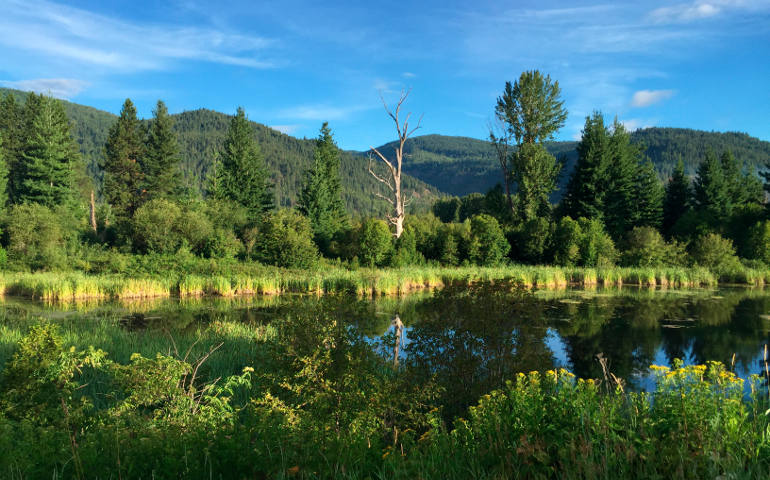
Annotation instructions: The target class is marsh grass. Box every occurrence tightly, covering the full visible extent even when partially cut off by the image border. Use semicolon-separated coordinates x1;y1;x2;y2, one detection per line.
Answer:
0;265;750;302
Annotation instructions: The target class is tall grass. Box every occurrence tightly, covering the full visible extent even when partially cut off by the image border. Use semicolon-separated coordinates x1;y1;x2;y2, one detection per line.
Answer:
0;264;750;302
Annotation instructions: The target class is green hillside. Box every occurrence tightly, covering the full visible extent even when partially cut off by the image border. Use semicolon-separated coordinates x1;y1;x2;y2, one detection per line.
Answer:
0;88;439;216
363;129;770;198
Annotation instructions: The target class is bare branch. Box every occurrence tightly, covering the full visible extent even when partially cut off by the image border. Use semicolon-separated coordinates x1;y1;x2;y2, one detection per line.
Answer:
375;191;396;205
368;156;394;191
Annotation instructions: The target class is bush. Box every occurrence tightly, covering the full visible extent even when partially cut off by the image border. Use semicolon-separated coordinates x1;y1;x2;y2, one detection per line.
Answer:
510;217;552;264
253;209;319;269
468;214;509;266
391;228;424;267
552;216;581;266
745;220;770;264
5;203;69;270
622;226;687;267
578;218;616;267
132;199;183;254
358;219;393;267
690;233;741;272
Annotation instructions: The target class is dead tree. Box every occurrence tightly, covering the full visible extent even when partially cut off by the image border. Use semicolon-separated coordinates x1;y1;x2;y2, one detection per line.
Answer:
368;90;421;238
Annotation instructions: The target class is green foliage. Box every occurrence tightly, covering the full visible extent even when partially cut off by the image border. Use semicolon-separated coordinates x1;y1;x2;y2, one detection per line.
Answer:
297;122;349;254
358;219;394;267
5;203;70;270
552;216;582;266
468;214;510;266
253;209;319;268
495;71;568;145
745;221;770;264
510;217;553;264
131;199;214;255
142;100;182;201
511;142;560;222
432;197;460;223
103;99;144;222
214;107;274;219
663;158;691;237
622;226;687;267
16;95;78;208
391;227;425;267
603;120;640;240
690;233;742;272
632;160;664;229
578;217;617;267
563;112;611;220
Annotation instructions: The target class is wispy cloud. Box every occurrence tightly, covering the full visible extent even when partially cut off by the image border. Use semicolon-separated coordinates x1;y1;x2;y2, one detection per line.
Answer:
271;124;301;135
276;104;371;121
631;89;676;107
0;0;276;71
0;78;88;99
620;118;654;131
648;0;769;24
402;72;417;78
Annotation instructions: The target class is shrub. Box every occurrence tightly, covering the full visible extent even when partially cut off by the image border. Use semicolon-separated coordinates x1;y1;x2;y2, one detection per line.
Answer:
253;209;319;269
132;199;183;254
358;219;393;267
552;216;581;266
468;214;510;266
578;218;616;267
690;233;741;272
6;203;69;270
391;228;424;267
745;220;770;264
622;226;687;267
511;217;552;264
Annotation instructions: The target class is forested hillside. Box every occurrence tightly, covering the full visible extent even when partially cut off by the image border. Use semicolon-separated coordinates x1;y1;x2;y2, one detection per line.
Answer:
363;129;770;198
0;88;438;215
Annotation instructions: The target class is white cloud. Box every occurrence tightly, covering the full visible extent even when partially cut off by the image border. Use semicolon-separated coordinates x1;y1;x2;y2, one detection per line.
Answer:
619;118;655;131
276;104;371;121
0;78;88;98
271;124;301;135
401;72;416;78
648;0;770;24
631;89;676;107
0;0;276;71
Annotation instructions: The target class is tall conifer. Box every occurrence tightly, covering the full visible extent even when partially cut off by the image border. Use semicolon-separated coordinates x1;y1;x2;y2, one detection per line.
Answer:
298;122;349;253
214;107;273;218
142;100;181;201
662;158;690;236
603;120;638;240
16;95;77;208
562;112;610;220
693;149;728;221
632;160;664;229
103;99;144;220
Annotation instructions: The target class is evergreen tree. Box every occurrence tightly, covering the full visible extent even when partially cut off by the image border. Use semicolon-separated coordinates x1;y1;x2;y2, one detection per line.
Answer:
142;100;182;202
720;150;763;208
103;99;144;220
297;122;349;253
693;149;729;221
16;95;77;208
563;112;610;220
603;120;638;240
214;107;273;219
0;94;22;203
662;158;690;236
632;160;664;229
0;132;8;210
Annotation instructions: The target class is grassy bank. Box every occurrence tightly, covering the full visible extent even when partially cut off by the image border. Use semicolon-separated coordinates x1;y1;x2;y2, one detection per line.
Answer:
0;264;755;301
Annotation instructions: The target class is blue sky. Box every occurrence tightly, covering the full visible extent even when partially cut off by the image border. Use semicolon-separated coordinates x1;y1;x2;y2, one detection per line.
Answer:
0;0;768;150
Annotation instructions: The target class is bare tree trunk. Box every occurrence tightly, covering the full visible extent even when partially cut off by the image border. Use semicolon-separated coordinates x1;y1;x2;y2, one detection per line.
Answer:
89;190;97;232
392;315;404;367
369;90;421;239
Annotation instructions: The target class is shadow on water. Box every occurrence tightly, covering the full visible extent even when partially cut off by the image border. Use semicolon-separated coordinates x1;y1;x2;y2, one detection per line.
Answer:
1;284;769;420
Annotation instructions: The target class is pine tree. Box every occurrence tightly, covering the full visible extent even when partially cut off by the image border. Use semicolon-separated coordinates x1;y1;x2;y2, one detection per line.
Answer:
563;112;610;220
632;160;664;229
0;94;22;203
298;122;349;253
720;150;762;208
603;120;638;240
142;100;181;202
103;99;144;220
16;95;77;208
0;132;8;210
662;158;690;236
215;107;273;218
693;149;728;221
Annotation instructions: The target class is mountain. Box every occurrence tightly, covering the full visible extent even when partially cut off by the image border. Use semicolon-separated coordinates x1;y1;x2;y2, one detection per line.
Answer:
0;88;439;216
363;129;770;198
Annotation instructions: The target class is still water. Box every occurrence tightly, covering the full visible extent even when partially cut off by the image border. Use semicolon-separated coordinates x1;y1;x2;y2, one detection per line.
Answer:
1;283;769;418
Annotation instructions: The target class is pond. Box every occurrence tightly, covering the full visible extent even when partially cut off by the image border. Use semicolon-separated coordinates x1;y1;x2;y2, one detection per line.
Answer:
1;282;769;421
